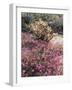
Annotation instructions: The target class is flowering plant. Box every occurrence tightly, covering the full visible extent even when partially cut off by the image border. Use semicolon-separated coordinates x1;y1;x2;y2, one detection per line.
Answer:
21;32;63;77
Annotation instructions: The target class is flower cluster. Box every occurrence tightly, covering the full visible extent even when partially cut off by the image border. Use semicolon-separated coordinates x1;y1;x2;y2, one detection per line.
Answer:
29;18;53;41
21;32;63;77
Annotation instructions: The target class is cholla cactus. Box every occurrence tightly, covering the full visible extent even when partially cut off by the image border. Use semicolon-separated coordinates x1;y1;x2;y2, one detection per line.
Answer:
29;18;53;41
